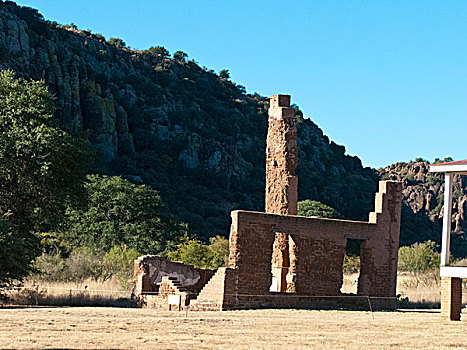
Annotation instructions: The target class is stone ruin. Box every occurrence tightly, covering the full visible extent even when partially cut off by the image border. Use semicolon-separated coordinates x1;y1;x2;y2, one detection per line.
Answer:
133;94;402;311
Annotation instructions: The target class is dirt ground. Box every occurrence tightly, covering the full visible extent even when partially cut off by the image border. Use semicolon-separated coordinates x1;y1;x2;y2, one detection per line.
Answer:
0;307;466;349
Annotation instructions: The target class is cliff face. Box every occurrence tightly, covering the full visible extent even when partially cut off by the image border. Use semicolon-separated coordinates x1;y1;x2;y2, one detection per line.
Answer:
380;161;467;255
3;2;466;256
0;2;381;239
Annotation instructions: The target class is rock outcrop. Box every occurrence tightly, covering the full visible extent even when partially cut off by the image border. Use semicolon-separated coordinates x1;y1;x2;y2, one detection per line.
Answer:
380;161;467;255
2;2;466;256
0;2;380;239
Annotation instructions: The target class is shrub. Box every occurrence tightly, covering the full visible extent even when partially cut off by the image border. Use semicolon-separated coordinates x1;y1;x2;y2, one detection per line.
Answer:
205;236;229;268
297;200;341;219
65;247;105;284
167;235;229;269
31;245;140;289
33;253;67;282
219;69;230;80
343;254;360;273
108;37;126;48
398;241;440;273
173;51;188;62
143;46;170;58
103;245;140;289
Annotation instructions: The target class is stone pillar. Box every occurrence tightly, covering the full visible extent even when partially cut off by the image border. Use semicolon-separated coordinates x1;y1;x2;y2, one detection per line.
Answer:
265;94;298;215
266;94;298;292
441;276;462;321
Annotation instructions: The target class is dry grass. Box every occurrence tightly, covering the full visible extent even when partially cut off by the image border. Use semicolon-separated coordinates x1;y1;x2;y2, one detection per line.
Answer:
1;274;466;349
342;272;467;307
0;307;466;349
4;273;466;309
3;279;131;307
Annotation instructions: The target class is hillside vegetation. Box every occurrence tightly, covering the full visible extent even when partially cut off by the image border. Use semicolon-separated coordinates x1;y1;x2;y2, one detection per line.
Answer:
1;1;467;258
0;1;377;239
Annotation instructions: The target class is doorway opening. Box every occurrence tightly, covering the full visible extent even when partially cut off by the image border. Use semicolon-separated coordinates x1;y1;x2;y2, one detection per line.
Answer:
340;238;363;294
270;232;295;292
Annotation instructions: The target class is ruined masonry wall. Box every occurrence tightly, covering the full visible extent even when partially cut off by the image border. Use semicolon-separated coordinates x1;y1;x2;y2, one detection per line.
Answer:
225;180;401;306
133;93;402;311
133;255;215;296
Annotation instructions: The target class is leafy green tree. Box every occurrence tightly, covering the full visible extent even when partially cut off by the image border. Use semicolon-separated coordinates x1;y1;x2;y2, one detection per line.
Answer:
206;235;229;268
167;235;229;269
297;200;341;219
144;46;170;58
60;175;186;254
0;70;91;285
167;237;208;268
219;69;230;80
103;245;140;288
0;213;36;283
108;37;126;48
173;51;188;62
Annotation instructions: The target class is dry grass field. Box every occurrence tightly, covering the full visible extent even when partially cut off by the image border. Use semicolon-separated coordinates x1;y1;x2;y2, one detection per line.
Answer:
10;271;465;308
1;273;466;349
0;307;466;349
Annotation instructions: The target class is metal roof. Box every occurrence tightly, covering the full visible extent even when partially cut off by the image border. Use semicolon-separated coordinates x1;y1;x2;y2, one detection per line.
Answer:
429;159;467;174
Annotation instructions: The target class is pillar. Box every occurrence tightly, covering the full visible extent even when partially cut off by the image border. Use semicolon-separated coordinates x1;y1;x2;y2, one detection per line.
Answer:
441;173;453;266
441;277;462;321
266;94;298;292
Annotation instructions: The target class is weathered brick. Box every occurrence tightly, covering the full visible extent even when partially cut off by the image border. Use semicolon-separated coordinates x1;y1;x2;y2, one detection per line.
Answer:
133;94;402;311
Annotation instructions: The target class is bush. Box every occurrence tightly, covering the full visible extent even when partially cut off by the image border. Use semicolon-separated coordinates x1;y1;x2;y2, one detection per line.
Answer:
297;200;341;219
143;46;170;58
343;254;360;273
103;245;140;289
219;69;230;80
108;37;126;48
173;51;188;62
31;245;140;289
65;247;105;284
33;253;67;282
398;241;440;273
167;235;229;269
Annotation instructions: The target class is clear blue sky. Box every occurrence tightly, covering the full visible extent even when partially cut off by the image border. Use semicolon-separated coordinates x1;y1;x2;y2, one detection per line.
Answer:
16;0;467;168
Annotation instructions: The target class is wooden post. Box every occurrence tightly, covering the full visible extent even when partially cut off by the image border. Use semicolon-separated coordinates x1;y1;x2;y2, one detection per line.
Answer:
441;173;453;266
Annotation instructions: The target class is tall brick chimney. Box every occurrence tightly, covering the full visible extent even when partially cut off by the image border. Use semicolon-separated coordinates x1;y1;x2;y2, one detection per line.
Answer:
265;94;298;215
266;94;298;292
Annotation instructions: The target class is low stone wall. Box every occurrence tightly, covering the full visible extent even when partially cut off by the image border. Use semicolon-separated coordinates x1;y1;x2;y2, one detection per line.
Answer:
133;256;215;309
221;294;395;311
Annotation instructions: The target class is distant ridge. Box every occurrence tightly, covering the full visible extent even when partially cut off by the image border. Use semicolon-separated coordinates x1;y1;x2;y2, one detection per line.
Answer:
1;1;466;255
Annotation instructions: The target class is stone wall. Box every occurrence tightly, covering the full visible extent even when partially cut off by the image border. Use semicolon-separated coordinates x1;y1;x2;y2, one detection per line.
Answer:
210;179;401;310
133;255;215;309
134;94;402;312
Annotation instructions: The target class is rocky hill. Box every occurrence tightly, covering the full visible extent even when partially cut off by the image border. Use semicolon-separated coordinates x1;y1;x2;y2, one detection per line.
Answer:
380;160;467;256
1;1;466;256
